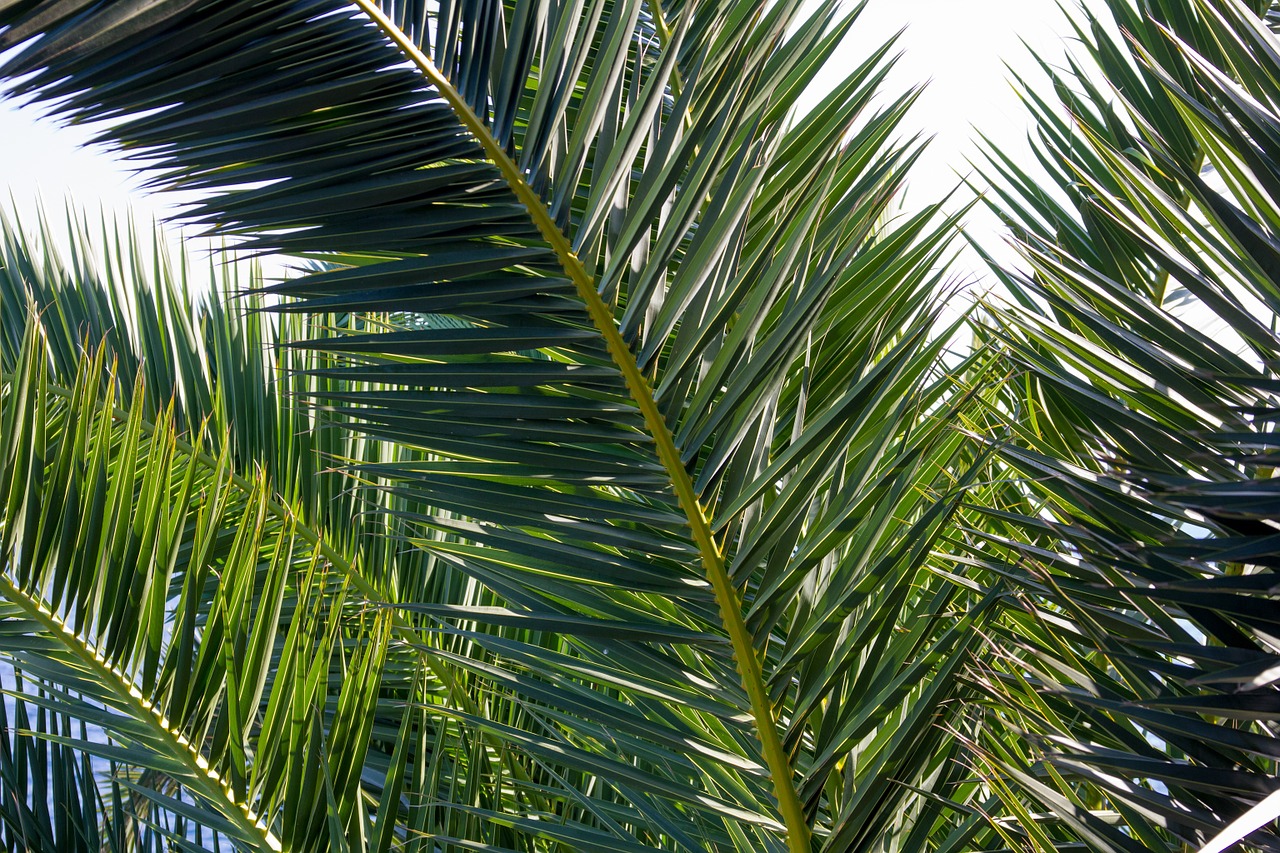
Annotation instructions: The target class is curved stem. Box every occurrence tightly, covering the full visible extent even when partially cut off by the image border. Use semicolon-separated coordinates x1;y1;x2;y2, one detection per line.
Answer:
355;4;811;849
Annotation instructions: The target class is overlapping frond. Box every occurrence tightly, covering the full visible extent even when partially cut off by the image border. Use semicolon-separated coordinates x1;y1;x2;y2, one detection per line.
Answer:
0;206;586;851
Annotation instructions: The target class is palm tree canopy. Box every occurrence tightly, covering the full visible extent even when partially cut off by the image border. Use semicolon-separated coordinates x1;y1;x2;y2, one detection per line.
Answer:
3;0;1280;851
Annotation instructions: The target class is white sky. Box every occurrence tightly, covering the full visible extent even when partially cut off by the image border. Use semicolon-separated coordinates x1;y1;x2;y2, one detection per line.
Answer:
0;0;1095;266
833;0;1078;203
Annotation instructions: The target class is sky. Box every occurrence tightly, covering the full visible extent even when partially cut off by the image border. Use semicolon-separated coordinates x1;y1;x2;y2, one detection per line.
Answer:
832;0;1079;208
0;0;1097;269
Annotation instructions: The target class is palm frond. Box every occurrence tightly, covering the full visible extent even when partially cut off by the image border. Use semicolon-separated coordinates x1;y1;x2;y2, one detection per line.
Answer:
0;318;405;851
973;0;1280;848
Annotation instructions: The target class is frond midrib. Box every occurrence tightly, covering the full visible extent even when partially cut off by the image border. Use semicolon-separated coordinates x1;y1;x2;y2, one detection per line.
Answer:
0;573;282;851
352;3;810;848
